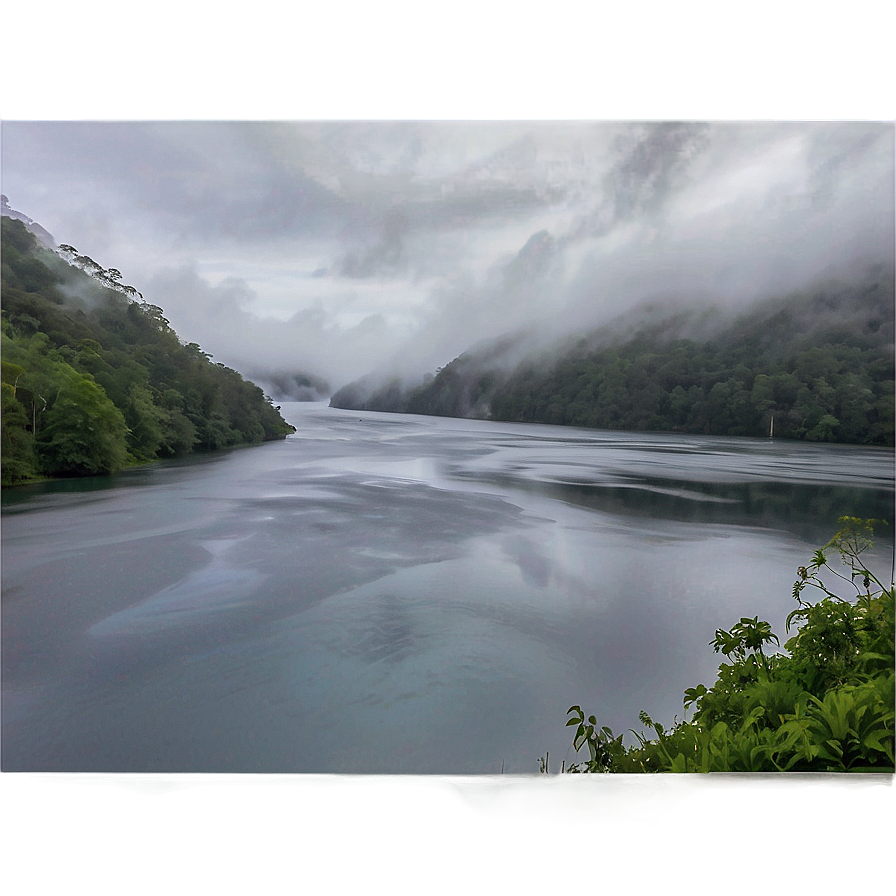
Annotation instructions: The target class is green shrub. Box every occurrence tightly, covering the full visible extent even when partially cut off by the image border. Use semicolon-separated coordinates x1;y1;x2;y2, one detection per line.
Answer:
556;518;894;773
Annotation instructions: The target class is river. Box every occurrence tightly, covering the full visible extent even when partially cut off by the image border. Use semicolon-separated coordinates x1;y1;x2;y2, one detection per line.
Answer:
2;402;893;773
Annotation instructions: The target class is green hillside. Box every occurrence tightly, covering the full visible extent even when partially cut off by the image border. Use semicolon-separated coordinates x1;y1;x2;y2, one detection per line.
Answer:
1;217;294;486
332;271;895;446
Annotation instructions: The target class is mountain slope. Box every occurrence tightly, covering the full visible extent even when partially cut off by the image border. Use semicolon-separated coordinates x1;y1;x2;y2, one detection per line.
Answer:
1;216;295;485
331;269;895;446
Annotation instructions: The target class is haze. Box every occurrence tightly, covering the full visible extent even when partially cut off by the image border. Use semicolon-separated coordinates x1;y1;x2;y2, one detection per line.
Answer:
2;121;893;393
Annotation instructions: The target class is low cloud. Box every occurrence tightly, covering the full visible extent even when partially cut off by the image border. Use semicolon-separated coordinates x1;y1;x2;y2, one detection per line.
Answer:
338;206;409;279
3;121;892;393
142;265;408;389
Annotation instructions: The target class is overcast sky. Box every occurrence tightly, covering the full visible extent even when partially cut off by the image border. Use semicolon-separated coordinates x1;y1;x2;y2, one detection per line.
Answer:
2;120;893;391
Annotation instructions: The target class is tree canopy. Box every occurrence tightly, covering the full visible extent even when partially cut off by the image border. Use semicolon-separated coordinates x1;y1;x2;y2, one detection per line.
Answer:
332;273;894;446
1;217;294;485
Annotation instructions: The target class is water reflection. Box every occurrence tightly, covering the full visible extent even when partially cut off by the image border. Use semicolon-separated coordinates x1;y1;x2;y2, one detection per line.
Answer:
477;475;894;546
2;404;893;773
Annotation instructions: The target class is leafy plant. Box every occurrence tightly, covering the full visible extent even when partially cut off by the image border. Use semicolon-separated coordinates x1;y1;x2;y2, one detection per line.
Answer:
552;518;894;773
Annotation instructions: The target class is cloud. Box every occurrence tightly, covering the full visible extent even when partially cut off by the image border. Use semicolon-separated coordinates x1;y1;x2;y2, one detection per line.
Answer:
603;122;712;224
504;230;557;283
338;205;409;278
2;121;892;392
141;264;410;389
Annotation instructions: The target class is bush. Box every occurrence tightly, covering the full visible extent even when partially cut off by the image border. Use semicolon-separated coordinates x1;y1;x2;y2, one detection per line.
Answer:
555;518;894;773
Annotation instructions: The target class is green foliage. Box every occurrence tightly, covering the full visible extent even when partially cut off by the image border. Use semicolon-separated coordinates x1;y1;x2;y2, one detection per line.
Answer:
1;380;36;484
36;371;130;475
335;276;894;446
491;323;894;443
122;383;167;461
554;518;895;773
1;217;295;484
711;616;779;668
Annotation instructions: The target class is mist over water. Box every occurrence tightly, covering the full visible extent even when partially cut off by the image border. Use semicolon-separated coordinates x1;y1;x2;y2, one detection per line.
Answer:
2;404;893;773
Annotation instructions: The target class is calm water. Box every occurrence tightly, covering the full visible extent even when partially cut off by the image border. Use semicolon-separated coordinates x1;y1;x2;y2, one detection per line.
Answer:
2;403;893;773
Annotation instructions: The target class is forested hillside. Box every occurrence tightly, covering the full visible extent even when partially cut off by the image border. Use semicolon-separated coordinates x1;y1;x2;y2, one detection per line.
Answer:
1;217;294;485
331;271;895;446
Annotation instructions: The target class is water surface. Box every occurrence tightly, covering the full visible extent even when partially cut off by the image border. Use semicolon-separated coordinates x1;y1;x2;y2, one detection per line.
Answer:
2;403;892;772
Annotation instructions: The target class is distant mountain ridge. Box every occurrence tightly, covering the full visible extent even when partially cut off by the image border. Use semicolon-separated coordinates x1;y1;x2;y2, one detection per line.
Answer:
331;268;895;446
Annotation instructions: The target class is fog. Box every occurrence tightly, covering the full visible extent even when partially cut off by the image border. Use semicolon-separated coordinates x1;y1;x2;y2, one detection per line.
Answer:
2;121;893;393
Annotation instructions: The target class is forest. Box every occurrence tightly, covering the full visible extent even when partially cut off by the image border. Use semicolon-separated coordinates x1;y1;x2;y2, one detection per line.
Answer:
332;270;895;446
1;217;294;486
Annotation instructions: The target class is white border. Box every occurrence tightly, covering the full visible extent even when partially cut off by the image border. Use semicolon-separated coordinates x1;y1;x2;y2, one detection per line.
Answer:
2;2;895;120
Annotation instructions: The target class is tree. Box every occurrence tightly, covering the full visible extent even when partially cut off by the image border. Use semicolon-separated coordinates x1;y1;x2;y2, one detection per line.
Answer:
36;371;129;475
1;381;36;483
1;359;26;395
74;255;103;275
806;413;840;442
122;383;166;460
138;302;171;332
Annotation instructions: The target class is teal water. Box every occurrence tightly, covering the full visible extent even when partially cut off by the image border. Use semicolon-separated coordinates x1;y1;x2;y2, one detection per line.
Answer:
2;404;892;772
